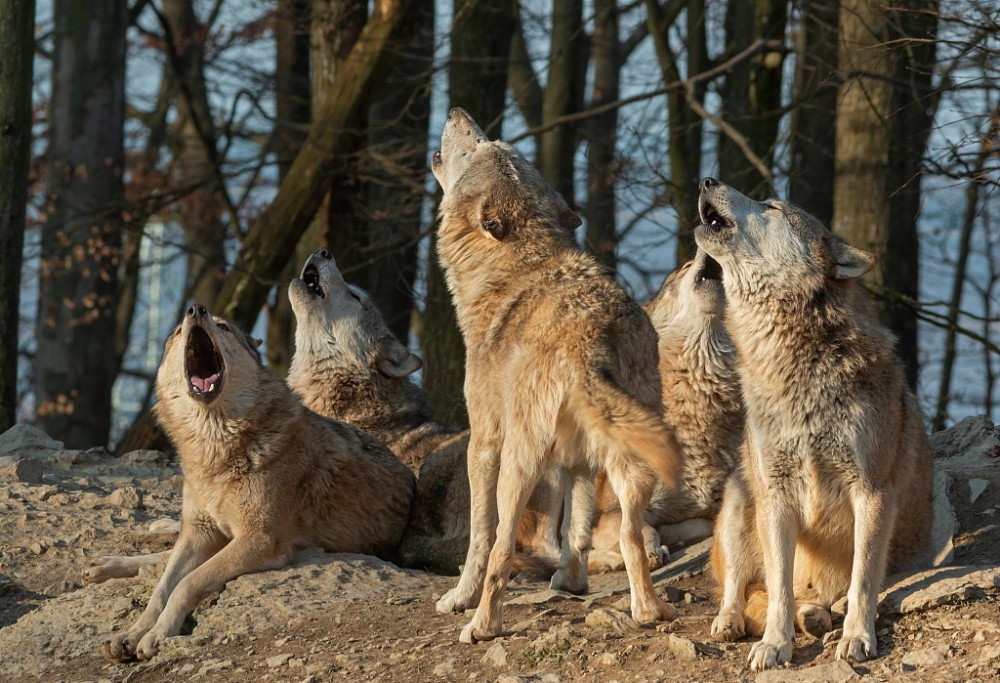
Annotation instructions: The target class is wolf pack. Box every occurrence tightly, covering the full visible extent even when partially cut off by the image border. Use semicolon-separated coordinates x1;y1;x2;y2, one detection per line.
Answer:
89;108;936;673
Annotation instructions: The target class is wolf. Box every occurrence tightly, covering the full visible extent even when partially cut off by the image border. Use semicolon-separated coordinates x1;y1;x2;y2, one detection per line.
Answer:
285;247;563;574
431;107;682;643
588;248;743;571
695;177;933;671
103;305;415;662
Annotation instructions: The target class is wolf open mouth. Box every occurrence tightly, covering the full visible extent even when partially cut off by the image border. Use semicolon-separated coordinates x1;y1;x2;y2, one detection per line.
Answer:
699;196;734;233
302;263;325;299
185;326;224;402
695;254;723;286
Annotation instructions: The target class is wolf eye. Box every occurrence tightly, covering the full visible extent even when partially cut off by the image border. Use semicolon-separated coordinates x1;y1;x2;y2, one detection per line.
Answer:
763;203;782;212
217;322;230;332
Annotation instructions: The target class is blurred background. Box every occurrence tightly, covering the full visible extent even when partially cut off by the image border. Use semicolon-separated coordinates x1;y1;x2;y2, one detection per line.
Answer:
0;0;997;452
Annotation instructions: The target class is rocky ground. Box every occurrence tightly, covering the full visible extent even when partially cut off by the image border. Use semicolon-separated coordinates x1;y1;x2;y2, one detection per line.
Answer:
0;417;997;683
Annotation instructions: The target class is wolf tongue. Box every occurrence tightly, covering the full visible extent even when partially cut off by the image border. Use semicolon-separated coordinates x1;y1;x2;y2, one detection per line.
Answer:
191;373;220;392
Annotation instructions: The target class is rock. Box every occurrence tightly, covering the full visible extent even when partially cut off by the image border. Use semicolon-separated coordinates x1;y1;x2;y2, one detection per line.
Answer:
902;644;952;667
199;659;233;675
585;608;637;633
662;585;685;602
266;653;293;668
980;645;1000;662
666;634;698;661
539;674;562;683
596;652;619;667
481;641;508;667
970;478;990;504
880;565;1000;615
0;425;63;456
108;486;143;509
506;588;584;606
498;676;534;683
1;457;43;485
927;470;956;567
931;415;998;461
432;657;455;677
30;542;47;555
121;449;166;466
755;660;858;682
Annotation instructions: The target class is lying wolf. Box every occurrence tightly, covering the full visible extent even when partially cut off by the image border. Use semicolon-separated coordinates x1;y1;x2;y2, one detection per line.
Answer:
432;107;682;643
286;248;563;575
695;178;933;671
103;305;414;662
589;248;743;571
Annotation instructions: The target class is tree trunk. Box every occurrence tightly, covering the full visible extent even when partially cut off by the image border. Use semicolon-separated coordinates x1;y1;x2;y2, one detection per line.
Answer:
36;0;127;448
787;0;839;225
538;0;585;204
211;0;422;332
0;0;35;431
421;0;514;426
362;0;434;342
584;0;620;269
717;0;786;198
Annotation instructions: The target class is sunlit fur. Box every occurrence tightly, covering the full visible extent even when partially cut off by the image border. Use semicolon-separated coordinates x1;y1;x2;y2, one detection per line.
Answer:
286;249;563;575
103;309;414;663
590;248;744;571
695;179;933;672
431;108;683;644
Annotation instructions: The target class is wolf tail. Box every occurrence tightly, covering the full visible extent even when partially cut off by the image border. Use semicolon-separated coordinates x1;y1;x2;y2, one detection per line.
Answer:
577;375;683;490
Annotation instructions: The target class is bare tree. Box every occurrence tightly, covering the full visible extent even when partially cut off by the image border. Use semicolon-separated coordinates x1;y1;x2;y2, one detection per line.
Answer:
36;0;127;447
0;0;35;431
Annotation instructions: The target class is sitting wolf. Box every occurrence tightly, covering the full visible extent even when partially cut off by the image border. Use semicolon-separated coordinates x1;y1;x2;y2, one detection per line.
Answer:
103;306;414;662
696;177;933;671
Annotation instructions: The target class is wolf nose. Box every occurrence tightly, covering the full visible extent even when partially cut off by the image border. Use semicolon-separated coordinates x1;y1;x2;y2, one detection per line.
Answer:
317;248;332;260
187;304;207;319
700;177;719;192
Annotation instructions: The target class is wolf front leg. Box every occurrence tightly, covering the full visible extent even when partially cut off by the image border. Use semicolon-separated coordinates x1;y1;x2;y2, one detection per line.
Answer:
550;464;594;594
748;477;797;672
711;472;758;642
104;523;226;662
837;486;894;663
133;533;291;660
436;429;500;615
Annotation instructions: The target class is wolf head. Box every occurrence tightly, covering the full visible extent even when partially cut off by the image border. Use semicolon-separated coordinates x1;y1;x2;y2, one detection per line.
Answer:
287;248;421;380
431;107;581;261
693;177;876;299
156;304;263;410
647;247;726;324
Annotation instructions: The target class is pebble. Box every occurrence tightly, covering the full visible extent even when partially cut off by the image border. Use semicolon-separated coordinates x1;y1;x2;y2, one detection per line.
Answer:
266;653;293;668
109;486;143;510
481;641;507;667
585;608;637;633
902;644;953;667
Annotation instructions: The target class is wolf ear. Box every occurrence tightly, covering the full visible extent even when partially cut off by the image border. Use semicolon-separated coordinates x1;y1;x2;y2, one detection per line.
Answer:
554;193;582;232
252;338;263;349
828;239;877;280
478;198;510;241
377;338;423;378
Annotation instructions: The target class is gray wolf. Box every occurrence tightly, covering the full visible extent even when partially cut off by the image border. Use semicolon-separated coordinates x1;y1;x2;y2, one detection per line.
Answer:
431;107;682;643
589;248;743;571
286;247;563;574
103;305;415;661
695;177;933;671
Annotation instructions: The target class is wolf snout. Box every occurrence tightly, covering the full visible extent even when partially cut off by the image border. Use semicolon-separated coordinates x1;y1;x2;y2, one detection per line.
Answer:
700;177;720;193
187;304;208;320
315;247;332;261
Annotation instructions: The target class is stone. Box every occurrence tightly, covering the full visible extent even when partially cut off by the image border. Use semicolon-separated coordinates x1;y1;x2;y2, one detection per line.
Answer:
902;644;952;666
970;478;990;504
506;588;582;606
199;659;233;675
930;415;998;461
121;449;166;466
927;470;956;567
266;653;293;668
880;565;1000;615
481;641;508;667
980;646;1000;662
585;608;637;633
596;652;619;667
497;676;534;683
666;634;698;661
755;660;858;682
43;580;81;596
1;457;43;485
0;425;63;456
432;657;456;677
109;486;143;510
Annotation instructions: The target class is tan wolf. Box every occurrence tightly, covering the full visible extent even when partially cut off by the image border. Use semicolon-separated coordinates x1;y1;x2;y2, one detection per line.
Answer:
103;305;415;662
695;178;933;671
431;107;682;643
286;248;563;574
589;247;743;571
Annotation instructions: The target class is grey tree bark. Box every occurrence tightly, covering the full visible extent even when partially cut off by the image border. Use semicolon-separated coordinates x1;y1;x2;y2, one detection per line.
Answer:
0;0;35;431
36;0;127;447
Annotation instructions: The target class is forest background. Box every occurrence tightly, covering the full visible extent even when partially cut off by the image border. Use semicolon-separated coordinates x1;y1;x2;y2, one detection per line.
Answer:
0;0;998;452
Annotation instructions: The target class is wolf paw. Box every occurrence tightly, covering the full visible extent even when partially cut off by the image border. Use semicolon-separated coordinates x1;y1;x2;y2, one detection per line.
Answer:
459;618;499;644
836;634;875;663
647;544;668;570
711;612;745;642
103;634;137;662
550;568;588;595
136;631;162;661
796;603;832;639
83;557;127;585
748;637;793;671
632;596;675;624
436;586;478;614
